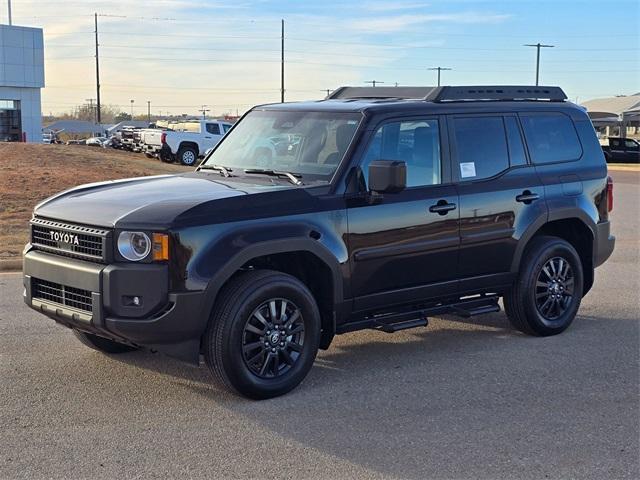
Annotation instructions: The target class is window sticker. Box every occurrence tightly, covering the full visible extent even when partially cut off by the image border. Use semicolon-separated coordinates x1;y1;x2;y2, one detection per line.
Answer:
460;162;476;178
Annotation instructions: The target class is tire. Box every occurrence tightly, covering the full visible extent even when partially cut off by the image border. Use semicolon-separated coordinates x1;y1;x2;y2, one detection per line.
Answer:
504;236;583;336
73;330;138;354
177;146;198;166
204;270;321;400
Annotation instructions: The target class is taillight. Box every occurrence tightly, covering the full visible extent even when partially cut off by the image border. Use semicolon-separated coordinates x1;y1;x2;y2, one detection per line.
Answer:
161;132;166;144
607;176;614;212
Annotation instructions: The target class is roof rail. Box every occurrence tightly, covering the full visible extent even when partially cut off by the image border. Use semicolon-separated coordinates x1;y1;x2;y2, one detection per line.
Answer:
425;85;567;102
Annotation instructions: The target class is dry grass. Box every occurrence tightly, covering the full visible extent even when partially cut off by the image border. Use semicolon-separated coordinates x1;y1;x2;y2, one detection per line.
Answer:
0;144;189;258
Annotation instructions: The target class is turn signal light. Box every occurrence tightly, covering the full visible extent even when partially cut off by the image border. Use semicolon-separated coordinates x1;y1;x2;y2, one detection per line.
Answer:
152;233;169;261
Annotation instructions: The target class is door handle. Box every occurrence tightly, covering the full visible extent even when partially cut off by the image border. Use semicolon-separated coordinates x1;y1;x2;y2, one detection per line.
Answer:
516;191;540;204
429;200;457;215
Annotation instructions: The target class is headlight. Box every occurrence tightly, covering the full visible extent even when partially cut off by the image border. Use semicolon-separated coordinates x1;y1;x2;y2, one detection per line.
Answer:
118;231;151;261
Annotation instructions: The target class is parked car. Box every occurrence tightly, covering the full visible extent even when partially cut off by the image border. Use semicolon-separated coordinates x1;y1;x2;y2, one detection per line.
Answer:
22;85;615;399
119;126;141;151
42;130;63;144
140;127;172;158
86;136;107;147
159;119;232;165
601;137;640;163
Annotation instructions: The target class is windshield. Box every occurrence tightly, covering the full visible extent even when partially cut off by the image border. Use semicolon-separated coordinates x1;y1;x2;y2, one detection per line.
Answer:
202;110;362;183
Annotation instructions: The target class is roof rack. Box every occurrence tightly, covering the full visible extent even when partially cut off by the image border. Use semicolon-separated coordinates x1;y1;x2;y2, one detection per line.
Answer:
424;85;567;102
327;86;436;100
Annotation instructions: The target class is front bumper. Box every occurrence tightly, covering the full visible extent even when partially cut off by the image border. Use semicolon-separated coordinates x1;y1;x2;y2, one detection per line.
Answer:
594;220;615;268
23;250;207;363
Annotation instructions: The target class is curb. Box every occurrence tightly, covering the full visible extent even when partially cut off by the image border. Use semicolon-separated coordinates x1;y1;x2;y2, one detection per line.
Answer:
608;164;640;172
0;258;22;272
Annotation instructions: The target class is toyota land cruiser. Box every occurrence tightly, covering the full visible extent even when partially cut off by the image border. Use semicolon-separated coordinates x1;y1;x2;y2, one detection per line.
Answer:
23;85;615;399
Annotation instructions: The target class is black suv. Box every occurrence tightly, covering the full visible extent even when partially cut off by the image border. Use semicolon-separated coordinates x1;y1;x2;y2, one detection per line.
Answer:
23;85;615;399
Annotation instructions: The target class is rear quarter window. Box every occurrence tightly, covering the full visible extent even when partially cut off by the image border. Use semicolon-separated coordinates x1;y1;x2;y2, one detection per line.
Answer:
520;113;582;164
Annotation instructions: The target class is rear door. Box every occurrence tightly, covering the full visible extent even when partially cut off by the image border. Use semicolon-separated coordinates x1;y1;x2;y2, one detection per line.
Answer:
449;113;547;291
346;116;460;312
204;122;224;151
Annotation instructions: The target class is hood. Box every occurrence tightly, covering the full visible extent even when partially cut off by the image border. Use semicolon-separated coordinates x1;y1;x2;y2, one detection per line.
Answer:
34;173;289;228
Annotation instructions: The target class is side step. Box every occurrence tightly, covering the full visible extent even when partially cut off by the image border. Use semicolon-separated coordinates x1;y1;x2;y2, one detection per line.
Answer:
371;311;429;333
451;302;500;318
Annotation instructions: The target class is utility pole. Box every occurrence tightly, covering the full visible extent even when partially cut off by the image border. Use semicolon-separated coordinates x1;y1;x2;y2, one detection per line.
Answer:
281;19;285;103
7;0;12;25
85;98;96;123
147;101;151;123
524;43;554;86
428;67;452;87
94;13;102;124
200;105;210;119
130;99;134;119
365;80;384;87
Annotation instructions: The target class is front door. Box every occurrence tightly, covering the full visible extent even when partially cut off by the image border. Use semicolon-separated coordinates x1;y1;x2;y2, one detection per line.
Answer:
448;113;547;291
346;116;460;313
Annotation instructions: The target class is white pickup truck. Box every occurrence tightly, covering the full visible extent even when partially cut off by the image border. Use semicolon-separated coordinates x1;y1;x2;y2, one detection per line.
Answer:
159;119;233;165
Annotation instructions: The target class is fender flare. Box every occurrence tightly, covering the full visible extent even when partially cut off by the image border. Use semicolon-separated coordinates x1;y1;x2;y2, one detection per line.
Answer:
510;208;596;273
198;237;345;323
177;141;200;156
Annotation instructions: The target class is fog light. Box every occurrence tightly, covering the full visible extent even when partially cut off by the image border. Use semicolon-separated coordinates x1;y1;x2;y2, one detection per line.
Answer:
123;295;143;307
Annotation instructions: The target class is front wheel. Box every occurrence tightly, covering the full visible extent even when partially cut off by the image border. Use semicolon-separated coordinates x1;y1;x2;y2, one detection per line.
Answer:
204;270;321;399
504;236;583;336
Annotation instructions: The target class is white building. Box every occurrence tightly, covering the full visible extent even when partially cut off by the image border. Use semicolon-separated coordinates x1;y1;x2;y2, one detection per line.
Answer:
0;24;44;142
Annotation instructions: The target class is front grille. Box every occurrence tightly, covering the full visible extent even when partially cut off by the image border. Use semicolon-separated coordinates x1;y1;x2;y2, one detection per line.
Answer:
32;278;93;313
31;217;110;262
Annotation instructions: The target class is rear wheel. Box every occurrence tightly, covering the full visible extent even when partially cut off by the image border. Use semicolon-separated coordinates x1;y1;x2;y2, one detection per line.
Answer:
504;236;583;336
204;270;321;399
73;330;138;354
177;146;198;166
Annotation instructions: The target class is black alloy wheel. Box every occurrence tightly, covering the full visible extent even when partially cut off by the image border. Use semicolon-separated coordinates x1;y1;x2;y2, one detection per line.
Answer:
534;256;575;320
241;298;305;378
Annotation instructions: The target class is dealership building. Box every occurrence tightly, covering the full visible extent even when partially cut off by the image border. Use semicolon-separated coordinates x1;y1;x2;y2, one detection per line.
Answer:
0;24;44;142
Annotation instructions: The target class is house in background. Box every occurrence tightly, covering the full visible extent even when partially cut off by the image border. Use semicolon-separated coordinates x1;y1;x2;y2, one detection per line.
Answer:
0;24;44;142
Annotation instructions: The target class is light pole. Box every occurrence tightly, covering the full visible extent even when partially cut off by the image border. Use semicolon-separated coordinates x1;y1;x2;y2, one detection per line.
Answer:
428;67;452;87
7;0;12;25
524;43;555;86
130;100;134;119
365;80;384;87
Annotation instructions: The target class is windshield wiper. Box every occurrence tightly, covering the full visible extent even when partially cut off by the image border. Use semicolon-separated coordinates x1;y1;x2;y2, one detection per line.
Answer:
198;164;233;177
243;169;304;186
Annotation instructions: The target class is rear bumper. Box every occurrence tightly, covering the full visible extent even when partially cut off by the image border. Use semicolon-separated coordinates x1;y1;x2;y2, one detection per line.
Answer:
594;220;615;268
23;250;207;363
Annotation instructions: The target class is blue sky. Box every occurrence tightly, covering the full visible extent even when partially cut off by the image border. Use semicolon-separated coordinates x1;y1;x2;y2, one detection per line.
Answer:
7;0;640;116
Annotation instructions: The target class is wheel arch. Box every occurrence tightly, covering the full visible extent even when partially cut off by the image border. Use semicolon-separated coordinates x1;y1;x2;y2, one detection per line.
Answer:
512;214;596;296
200;238;344;350
178;141;200;156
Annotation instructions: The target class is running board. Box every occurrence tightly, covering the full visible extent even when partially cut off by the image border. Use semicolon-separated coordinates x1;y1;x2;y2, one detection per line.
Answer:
372;315;429;333
337;294;501;334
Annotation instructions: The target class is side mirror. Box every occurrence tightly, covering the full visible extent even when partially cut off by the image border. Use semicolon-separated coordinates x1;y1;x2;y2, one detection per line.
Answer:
368;160;406;194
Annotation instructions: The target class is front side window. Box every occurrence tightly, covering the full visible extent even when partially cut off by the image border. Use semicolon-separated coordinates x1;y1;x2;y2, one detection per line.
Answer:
520;113;582;164
203;110;362;183
624;139;639;151
361;119;441;187
453;116;509;180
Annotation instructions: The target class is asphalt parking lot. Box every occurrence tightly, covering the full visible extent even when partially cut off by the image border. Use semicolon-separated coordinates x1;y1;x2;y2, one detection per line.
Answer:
1;170;638;480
